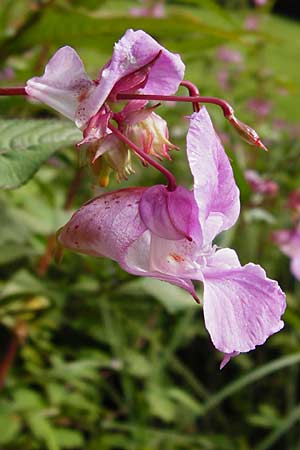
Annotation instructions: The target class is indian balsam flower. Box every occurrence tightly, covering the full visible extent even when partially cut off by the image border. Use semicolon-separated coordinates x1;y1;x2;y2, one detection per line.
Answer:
25;29;185;184
58;107;286;368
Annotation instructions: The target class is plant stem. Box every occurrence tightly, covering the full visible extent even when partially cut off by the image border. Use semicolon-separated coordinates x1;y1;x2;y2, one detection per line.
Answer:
0;87;27;96
180;80;200;112
116;93;234;118
108;123;177;191
0;322;27;390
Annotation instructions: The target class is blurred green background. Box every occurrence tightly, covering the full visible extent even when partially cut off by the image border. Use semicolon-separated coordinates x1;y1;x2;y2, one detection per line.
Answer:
1;1;300;449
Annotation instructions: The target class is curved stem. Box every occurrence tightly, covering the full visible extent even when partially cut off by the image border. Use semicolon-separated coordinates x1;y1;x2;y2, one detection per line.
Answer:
180;80;200;112
116;93;234;118
108;123;177;191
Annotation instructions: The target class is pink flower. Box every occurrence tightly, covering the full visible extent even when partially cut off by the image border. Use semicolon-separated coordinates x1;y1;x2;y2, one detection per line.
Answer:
273;228;300;281
130;0;165;17
247;98;271;118
216;46;243;65
288;190;300;213
25;29;185;130
255;0;268;6
58;108;286;367
245;170;278;197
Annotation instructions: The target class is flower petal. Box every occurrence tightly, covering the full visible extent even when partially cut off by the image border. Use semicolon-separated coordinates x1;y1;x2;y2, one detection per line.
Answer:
187;107;240;242
291;256;300;280
139;185;202;242
58;187;147;261
124;231;199;301
26;46;92;122
202;263;286;355
78;29;185;127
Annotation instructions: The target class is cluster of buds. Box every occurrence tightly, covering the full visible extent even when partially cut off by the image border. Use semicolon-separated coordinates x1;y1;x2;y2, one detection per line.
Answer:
1;29;286;368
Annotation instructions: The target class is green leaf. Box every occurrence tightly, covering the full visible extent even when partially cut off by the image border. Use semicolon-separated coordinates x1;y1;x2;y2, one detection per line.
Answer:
201;353;300;415
0;120;81;189
53;429;84;449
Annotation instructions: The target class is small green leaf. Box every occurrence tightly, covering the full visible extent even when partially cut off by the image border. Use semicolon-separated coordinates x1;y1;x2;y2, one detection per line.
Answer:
0;120;81;189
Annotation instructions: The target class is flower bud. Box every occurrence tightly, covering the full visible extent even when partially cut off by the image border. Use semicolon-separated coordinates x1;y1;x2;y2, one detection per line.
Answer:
228;115;268;151
124;109;178;160
89;134;134;186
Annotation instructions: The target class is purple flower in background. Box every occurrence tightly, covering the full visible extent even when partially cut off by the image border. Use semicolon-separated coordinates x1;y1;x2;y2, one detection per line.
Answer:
273;228;300;281
247;98;271;118
25;29;184;130
58;107;286;367
216;46;243;65
244;15;260;31
130;0;165;17
245;170;278;197
255;0;268;6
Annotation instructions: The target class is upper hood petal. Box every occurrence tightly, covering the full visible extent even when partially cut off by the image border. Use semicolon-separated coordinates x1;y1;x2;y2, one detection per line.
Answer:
58;187;147;261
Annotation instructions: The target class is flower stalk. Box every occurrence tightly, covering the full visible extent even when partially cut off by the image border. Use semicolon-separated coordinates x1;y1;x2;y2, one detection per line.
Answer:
108;123;177;191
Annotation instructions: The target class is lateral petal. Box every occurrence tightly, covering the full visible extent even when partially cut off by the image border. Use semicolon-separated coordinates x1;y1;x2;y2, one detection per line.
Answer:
187;107;240;242
26;46;93;122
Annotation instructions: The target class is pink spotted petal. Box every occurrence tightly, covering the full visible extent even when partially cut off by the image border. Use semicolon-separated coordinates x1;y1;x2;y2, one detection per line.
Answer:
187;108;240;242
26;46;93;122
58;188;147;261
139;185;202;242
78;29;185;127
202;263;286;355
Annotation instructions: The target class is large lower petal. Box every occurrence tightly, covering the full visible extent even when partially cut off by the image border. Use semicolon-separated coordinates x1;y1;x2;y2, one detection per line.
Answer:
78;29;185;127
187;107;240;242
26;46;93;122
202;263;286;355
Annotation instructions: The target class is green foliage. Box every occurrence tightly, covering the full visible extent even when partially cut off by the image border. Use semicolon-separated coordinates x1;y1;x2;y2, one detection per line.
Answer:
0;1;300;450
0;120;80;189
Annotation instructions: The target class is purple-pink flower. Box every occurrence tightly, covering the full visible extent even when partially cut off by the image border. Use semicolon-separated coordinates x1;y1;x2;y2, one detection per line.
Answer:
58;107;286;367
273;228;300;281
25;29;184;130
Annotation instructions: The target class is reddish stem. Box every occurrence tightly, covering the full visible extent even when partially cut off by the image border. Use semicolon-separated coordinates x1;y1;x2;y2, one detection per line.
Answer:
0;87;27;96
0;322;27;390
180;80;200;112
116;93;234;118
108;123;177;191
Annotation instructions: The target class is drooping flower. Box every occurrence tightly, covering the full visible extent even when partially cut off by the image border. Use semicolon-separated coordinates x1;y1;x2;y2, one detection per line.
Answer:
58;107;286;367
25;29;185;131
273;228;300;281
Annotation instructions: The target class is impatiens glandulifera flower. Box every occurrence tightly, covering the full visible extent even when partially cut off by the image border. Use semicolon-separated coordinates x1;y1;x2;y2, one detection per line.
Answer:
273;228;300;281
25;29;185;131
58;107;286;368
